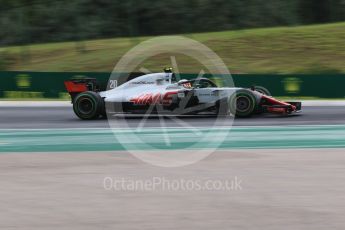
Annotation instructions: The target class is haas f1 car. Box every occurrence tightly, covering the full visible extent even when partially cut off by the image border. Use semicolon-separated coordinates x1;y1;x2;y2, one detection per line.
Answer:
64;70;302;120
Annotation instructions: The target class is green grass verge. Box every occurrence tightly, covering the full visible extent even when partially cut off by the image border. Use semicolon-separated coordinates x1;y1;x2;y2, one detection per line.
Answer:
1;22;344;73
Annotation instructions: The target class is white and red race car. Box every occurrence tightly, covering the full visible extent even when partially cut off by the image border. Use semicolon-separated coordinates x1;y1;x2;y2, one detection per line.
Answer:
65;70;301;120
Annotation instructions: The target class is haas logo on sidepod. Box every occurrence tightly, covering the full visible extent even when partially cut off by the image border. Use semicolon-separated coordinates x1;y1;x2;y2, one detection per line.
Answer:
130;92;177;106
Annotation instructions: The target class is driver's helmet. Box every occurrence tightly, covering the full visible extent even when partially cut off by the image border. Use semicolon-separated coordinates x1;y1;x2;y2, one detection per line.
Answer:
164;67;177;82
164;67;173;73
178;79;192;88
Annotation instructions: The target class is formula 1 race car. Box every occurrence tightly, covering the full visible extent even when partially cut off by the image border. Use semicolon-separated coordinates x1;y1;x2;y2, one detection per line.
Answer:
64;70;302;120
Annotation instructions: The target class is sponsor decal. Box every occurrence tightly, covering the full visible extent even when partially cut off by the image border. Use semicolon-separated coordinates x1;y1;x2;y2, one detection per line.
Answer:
182;82;192;88
130;91;177;105
177;92;185;98
267;107;287;113
131;81;155;85
198;92;218;96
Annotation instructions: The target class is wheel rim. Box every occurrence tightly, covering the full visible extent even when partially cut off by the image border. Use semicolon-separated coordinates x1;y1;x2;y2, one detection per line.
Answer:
78;97;94;115
236;96;251;112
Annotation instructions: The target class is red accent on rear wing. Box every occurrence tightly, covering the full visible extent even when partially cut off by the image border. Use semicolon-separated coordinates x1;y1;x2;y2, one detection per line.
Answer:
64;78;99;102
64;81;88;93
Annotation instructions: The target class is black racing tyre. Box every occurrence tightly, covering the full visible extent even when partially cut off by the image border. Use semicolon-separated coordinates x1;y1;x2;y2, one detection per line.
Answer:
99;99;107;118
73;91;103;120
255;86;271;96
100;108;107;118
229;89;257;117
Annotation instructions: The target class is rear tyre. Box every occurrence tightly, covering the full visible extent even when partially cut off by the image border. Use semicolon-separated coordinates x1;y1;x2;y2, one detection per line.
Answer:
255;86;271;96
73;91;103;120
229;89;257;117
99;100;107;118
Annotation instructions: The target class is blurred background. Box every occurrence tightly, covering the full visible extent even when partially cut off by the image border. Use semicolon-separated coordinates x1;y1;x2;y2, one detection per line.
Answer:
0;0;344;73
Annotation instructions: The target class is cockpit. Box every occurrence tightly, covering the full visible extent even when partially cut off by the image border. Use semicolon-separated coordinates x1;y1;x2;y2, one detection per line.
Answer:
163;67;217;88
177;78;217;88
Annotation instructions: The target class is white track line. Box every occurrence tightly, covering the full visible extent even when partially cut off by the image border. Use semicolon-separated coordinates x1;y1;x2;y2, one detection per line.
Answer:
0;101;71;107
300;100;345;106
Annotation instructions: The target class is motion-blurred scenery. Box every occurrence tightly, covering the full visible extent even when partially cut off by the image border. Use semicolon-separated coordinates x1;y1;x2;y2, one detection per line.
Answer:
0;0;344;73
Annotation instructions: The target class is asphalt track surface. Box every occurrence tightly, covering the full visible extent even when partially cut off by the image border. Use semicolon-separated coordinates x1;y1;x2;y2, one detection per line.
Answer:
2;149;345;230
0;106;344;129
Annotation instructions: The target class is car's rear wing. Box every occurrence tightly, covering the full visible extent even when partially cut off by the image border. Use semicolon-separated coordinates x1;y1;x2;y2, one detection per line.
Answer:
64;78;100;102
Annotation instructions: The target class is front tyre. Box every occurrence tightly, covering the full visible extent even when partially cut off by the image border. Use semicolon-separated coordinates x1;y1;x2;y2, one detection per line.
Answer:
73;91;103;120
254;86;271;96
229;89;257;117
